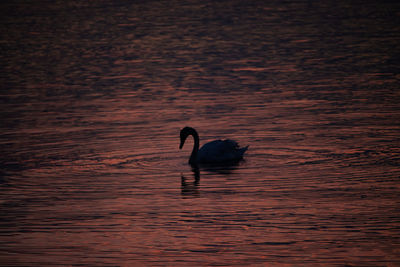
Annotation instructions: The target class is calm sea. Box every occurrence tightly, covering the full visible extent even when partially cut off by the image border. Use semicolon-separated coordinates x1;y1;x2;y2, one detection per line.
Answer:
1;0;399;265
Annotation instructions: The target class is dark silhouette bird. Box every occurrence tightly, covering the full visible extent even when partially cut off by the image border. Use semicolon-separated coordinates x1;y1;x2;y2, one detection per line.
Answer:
179;127;248;166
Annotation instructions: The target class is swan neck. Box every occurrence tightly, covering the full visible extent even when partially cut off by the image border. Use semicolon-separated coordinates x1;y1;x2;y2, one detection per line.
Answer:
189;131;200;165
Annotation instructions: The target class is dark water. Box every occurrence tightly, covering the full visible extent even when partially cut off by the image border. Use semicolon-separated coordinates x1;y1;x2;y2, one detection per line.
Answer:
1;0;400;265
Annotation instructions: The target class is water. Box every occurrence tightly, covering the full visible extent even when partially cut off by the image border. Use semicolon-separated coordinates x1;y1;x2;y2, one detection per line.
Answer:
1;0;399;265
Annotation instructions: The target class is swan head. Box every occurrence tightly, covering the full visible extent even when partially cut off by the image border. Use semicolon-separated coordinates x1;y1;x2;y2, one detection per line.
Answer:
179;127;192;149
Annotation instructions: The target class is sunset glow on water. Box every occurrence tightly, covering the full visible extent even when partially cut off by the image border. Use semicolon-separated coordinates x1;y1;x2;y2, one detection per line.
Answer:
1;0;399;265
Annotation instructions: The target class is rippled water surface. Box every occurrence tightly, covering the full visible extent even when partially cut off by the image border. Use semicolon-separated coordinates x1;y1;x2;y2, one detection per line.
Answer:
1;0;400;265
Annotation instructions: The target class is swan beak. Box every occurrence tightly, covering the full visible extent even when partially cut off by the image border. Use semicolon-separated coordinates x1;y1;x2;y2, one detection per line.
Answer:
179;140;184;149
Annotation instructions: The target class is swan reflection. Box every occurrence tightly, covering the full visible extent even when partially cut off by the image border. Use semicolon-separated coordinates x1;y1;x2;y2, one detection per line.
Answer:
181;166;200;197
180;161;243;198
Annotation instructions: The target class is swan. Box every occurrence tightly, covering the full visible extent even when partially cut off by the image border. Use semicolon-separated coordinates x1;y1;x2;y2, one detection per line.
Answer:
179;126;248;165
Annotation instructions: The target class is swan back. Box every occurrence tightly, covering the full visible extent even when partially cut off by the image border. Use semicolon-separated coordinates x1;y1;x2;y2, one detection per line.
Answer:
198;139;248;163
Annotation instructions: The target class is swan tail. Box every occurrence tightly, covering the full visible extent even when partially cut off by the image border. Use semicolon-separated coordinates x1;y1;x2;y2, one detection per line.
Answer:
238;145;249;158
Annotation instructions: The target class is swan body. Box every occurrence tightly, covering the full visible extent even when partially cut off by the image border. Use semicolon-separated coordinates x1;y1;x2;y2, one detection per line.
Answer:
179;127;248;165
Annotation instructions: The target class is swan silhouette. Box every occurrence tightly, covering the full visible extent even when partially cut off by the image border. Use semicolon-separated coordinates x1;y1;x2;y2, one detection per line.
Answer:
179;127;248;165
